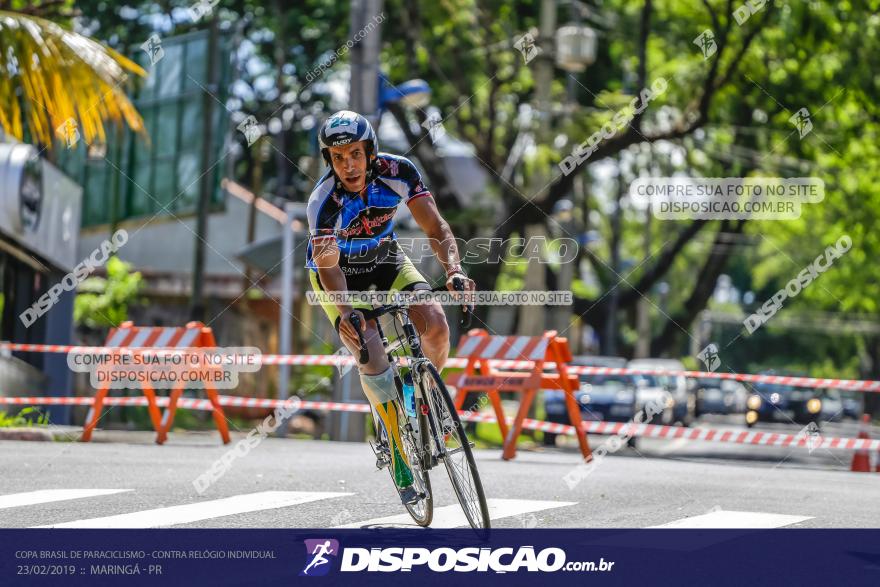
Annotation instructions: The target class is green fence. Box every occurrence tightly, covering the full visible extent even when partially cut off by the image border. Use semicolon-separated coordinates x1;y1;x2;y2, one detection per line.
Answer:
58;29;232;228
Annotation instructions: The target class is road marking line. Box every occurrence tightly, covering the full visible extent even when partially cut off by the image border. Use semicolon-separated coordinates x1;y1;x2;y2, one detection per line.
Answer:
35;491;351;529
649;510;813;529
333;498;576;529
0;489;132;510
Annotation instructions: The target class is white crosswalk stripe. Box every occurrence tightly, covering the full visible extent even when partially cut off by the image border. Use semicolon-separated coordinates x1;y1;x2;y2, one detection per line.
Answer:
649;510;812;529
0;489;132;510
11;489;811;530
34;491;351;529
332;498;577;529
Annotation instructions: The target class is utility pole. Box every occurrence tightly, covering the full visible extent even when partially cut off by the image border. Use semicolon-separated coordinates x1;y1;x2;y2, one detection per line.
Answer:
349;0;383;123
328;0;385;442
604;157;624;356
519;0;557;336
635;145;653;358
190;15;219;322
276;202;296;437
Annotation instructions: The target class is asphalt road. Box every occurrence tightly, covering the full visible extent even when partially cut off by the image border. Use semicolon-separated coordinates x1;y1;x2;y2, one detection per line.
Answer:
1;415;877;529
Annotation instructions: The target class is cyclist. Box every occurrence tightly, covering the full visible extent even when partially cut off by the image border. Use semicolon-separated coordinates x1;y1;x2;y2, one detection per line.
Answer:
306;110;474;505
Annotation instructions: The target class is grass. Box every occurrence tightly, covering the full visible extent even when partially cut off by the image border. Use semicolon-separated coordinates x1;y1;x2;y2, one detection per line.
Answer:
0;407;50;428
469;393;550;448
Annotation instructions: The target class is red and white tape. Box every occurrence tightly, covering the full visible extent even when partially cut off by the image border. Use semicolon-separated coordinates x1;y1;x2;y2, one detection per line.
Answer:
2;341;878;392
1;395;876;451
513;417;880;451
0;395;370;413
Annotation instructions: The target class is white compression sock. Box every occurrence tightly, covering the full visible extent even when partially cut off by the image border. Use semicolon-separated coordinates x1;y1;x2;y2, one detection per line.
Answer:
360;367;397;405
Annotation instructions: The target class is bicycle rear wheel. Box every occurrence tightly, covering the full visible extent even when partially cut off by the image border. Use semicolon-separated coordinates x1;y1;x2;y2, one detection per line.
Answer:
419;363;490;532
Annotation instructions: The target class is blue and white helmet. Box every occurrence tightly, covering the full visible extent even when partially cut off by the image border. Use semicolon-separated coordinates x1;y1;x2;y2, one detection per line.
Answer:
318;110;378;166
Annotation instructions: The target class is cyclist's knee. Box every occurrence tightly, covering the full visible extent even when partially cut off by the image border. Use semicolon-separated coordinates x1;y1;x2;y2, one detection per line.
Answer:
413;303;449;340
425;309;449;344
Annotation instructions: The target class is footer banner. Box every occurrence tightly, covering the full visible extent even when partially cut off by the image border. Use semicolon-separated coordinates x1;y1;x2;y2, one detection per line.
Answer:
2;529;878;586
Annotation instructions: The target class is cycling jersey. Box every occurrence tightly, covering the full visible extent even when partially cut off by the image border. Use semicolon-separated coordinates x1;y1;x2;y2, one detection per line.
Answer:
305;153;432;275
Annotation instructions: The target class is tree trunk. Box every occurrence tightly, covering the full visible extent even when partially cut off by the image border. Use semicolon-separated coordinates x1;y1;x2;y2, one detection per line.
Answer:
650;220;747;355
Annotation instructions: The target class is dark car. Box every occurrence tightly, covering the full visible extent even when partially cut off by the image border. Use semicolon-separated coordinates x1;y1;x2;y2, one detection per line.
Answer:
694;377;747;416
694;378;725;416
745;382;824;427
542;356;635;446
839;389;862;420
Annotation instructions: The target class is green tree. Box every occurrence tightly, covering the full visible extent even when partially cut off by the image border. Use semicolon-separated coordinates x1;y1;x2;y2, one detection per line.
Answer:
0;2;144;147
74;256;143;328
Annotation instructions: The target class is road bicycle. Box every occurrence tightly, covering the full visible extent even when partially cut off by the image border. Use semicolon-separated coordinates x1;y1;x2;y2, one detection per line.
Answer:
348;280;490;532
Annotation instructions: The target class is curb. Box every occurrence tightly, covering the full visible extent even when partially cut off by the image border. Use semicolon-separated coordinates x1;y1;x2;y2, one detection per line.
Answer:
0;427;55;441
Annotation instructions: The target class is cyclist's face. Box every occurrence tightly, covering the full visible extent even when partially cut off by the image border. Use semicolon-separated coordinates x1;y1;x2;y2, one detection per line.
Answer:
328;141;368;192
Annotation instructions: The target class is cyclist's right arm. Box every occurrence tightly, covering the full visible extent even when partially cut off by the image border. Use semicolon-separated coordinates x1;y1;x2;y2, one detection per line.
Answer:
312;238;363;348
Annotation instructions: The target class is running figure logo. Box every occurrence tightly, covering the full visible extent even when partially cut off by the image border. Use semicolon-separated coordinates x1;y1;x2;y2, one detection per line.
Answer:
300;539;339;576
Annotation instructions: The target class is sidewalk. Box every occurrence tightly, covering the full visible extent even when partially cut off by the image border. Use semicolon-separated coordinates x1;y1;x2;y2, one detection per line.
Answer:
0;426;227;444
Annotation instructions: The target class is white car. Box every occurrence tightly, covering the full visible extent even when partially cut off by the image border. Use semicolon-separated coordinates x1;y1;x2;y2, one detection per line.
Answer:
627;358;694;426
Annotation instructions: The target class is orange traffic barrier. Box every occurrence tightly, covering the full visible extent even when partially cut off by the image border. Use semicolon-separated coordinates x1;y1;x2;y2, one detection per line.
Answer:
851;414;872;472
81;321;231;445
447;329;591;461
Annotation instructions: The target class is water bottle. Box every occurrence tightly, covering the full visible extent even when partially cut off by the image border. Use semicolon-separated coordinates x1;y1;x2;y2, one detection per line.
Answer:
401;371;417;418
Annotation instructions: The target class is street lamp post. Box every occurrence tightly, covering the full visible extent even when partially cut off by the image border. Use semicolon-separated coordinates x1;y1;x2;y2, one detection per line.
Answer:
276;202;297;437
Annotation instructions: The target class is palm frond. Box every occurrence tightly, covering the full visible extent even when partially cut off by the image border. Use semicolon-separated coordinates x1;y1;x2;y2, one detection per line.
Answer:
0;10;145;148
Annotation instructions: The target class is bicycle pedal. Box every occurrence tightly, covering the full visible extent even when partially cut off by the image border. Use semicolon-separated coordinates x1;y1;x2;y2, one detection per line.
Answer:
370;441;391;470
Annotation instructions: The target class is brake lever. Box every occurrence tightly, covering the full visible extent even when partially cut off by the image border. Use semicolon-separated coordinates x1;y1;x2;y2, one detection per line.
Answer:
451;276;473;329
348;312;369;364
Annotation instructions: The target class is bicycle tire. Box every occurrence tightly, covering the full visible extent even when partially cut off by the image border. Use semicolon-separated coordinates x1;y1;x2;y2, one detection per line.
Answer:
420;363;490;532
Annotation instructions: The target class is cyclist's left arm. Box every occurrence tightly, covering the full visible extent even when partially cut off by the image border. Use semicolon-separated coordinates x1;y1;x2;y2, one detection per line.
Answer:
409;196;474;292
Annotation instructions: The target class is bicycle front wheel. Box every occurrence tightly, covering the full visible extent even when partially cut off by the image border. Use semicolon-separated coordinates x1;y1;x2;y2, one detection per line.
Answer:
397;401;433;526
420;363;490;532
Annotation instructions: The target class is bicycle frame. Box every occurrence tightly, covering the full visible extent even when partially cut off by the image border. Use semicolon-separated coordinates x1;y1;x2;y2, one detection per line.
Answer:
354;291;490;531
366;294;449;467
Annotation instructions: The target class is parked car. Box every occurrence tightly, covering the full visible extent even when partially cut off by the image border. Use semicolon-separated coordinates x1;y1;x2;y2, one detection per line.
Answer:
627;358;695;426
818;387;844;423
840;390;862;420
745;381;824;427
542;356;633;446
629;373;675;426
694;377;748;416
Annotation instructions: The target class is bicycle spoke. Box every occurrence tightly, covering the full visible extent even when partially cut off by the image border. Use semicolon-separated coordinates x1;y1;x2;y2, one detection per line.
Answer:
420;366;489;530
392;402;432;525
